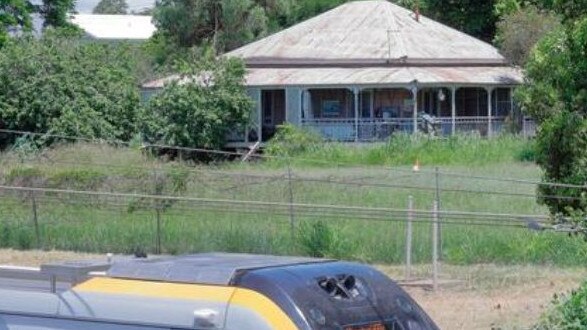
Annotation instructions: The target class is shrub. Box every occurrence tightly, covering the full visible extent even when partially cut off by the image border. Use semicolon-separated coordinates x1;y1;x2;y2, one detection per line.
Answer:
535;281;587;329
139;55;253;156
0;34;142;147
48;169;107;190
297;220;348;258
535;111;587;218
265;124;323;157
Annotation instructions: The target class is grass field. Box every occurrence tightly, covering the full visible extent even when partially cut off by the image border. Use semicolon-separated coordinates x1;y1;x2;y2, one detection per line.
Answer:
1;138;586;266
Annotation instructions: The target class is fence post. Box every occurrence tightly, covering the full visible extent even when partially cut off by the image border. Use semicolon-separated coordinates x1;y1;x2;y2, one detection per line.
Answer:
435;167;442;261
155;207;162;255
286;160;295;241
29;191;41;249
405;195;414;281
153;169;162;255
432;200;439;292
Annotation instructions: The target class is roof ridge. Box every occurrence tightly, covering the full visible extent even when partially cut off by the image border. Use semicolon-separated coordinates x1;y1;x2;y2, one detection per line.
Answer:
224;0;504;64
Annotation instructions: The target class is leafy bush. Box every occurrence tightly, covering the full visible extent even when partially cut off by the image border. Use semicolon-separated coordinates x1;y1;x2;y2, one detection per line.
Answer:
535;111;587;218
535;281;587;329
48;169;107;190
265;124;323;157
0;33;142;147
139;55;252;155
495;5;560;65
516;139;537;162
297;220;346;258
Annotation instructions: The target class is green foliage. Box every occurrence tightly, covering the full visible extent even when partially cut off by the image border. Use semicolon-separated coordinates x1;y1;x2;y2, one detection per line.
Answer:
48;169;107;190
3;142;587;265
139;55;253;152
0;34;142;146
518;16;587;221
535;281;587;329
267;133;534;167
93;0;128;14
518;17;587;122
516;139;537;162
552;0;587;23
127;166;189;213
0;0;33;47
265;124;323;157
535;111;587;217
420;0;498;42
297;220;344;258
152;0;268;53
288;0;349;24
38;0;76;29
495;5;560;65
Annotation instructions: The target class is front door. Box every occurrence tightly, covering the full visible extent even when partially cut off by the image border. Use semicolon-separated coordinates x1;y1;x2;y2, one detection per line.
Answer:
261;89;286;141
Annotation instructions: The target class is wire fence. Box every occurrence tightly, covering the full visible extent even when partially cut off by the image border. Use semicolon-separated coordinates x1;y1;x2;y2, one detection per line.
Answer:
1;129;587;286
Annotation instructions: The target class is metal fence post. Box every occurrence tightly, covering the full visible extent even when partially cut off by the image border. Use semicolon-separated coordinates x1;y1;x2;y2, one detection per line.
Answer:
155;207;162;255
435;167;442;261
153;169;162;255
432;200;439;292
286;159;295;241
405;195;414;281
29;191;41;249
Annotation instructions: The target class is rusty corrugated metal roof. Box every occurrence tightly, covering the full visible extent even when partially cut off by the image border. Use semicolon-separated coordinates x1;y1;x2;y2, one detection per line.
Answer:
243;66;522;87
143;1;522;89
225;0;505;65
143;66;522;89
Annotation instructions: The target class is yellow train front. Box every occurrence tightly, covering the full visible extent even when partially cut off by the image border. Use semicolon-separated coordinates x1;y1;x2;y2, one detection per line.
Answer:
0;253;439;330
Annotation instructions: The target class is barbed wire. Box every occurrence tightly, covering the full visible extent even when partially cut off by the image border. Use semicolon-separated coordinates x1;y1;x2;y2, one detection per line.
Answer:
2;128;587;190
0;184;552;225
2;156;584;202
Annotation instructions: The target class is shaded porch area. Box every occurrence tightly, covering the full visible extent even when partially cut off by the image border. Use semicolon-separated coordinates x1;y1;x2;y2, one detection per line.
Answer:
300;86;518;141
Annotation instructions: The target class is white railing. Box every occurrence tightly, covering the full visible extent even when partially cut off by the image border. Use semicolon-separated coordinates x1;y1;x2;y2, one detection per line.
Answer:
301;116;511;141
227;116;528;144
301;118;415;142
301;118;355;141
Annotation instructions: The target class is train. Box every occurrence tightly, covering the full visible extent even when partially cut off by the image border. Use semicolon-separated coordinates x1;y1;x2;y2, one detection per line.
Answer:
0;253;439;330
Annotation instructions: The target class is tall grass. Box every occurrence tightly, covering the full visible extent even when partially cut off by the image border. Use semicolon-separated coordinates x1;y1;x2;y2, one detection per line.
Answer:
265;128;535;167
1;139;577;267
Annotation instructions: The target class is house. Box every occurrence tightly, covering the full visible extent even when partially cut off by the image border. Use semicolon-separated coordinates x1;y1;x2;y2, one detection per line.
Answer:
70;14;156;41
143;0;527;145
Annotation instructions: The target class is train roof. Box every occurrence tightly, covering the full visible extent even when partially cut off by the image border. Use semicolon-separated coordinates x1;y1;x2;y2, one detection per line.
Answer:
0;253;334;292
107;253;333;285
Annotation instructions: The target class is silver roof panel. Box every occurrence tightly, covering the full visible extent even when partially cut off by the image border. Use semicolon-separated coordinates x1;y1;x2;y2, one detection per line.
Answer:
107;253;332;285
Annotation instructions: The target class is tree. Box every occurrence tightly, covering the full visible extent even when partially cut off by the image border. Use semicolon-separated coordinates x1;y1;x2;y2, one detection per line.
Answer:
93;0;128;15
288;0;349;25
0;33;142;146
517;16;587;224
38;0;76;29
139;53;253;153
0;0;33;47
152;0;267;53
495;5;560;65
425;0;498;42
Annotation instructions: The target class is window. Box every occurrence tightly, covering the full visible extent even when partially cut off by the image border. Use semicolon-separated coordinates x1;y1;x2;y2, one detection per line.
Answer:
322;100;341;117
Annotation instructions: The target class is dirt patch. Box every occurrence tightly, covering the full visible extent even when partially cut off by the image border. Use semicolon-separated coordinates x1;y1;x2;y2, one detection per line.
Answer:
0;249;102;267
378;264;587;330
1;250;584;329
